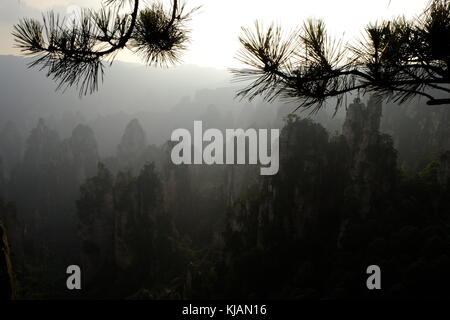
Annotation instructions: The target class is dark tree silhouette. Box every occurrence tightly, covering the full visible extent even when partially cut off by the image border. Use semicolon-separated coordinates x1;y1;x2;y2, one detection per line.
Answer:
12;0;199;96
0;213;15;300
233;0;450;112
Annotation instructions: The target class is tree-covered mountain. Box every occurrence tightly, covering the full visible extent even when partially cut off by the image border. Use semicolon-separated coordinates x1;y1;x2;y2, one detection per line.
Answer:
0;93;449;298
1;53;450;299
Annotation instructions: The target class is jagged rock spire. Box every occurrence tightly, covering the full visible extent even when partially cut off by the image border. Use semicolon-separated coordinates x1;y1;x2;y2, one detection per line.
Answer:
117;119;147;171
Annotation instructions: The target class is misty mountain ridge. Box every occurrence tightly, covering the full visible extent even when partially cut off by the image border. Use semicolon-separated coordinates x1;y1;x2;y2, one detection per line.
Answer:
1;54;447;167
0;55;288;156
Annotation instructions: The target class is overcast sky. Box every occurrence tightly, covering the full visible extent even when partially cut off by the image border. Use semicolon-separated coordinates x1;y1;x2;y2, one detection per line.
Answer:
0;0;430;69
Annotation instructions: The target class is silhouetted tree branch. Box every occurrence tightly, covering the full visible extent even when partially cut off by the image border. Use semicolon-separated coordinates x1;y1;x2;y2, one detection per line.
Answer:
233;0;450;112
12;0;199;96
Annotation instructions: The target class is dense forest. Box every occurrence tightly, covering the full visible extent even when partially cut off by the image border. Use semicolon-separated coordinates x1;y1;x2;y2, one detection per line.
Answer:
2;0;450;302
1;81;449;298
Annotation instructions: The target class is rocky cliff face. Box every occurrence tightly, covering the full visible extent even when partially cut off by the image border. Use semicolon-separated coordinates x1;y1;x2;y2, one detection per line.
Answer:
342;96;397;218
12;119;62;249
117;119;147;173
0;205;16;300
22;119;60;173
2;119;101;284
0;158;4;197
438;151;450;188
61;124;99;185
0;198;24;271
77;123;193;294
342;96;382;156
224;97;398;277
16;119;100;223
77;163;115;286
113;164;164;275
77;162;184;297
225;116;349;253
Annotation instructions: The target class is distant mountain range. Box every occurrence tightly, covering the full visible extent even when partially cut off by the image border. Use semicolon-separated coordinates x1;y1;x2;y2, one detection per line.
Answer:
0;54;283;156
0;54;232;121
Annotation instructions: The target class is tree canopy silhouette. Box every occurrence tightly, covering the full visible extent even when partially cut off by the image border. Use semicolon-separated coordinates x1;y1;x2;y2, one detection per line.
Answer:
12;0;199;96
233;0;450;112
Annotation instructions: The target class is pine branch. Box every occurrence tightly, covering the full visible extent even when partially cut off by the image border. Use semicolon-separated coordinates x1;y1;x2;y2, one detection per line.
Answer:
233;0;450;110
12;0;198;96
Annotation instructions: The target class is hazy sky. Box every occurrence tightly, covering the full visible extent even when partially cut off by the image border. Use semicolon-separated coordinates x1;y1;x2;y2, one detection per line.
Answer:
0;0;430;69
